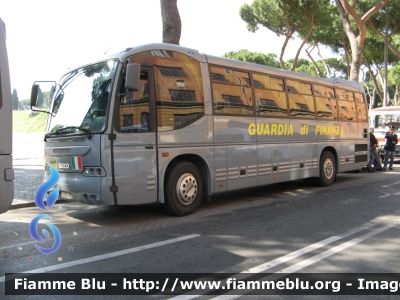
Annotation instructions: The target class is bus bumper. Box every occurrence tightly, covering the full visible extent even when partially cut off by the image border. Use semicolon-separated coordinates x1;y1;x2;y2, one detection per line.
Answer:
46;172;103;204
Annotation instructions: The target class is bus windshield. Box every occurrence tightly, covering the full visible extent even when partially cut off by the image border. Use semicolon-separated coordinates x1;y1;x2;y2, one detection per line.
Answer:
47;60;118;136
370;112;400;129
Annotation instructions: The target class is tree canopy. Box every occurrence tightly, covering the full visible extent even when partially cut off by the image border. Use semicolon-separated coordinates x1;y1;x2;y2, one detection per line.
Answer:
223;50;280;68
12;89;19;111
236;0;400;107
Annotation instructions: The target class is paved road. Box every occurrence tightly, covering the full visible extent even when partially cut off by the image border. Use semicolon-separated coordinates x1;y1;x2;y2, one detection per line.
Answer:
1;165;400;299
12;164;44;208
12;132;45;208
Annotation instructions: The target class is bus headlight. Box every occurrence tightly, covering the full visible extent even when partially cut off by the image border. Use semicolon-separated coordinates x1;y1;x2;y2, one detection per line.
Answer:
83;167;106;177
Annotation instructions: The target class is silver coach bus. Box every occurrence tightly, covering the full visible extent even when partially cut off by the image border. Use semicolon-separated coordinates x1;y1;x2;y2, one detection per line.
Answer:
369;106;400;158
0;18;14;214
31;43;369;216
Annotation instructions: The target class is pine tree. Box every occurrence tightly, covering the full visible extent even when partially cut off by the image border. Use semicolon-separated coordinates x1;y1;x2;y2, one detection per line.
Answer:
12;88;19;111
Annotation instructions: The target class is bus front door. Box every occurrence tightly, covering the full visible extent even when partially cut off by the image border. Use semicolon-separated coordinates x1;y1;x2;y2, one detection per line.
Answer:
111;68;158;205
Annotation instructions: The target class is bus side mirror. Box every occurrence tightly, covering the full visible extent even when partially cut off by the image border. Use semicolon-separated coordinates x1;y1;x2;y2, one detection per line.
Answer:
30;84;39;108
125;63;140;91
30;81;56;113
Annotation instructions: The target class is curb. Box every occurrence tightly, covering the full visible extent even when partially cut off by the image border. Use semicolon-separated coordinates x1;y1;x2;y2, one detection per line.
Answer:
10;200;69;210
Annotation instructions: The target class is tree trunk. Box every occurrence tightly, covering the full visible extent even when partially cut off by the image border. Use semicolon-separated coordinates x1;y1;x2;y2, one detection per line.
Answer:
341;37;351;79
362;81;374;110
375;67;392;106
368;20;400;58
363;56;384;103
348;36;363;82
335;0;388;82
290;15;315;72
279;30;293;70
160;0;181;45
316;44;331;78
278;19;296;71
305;42;323;77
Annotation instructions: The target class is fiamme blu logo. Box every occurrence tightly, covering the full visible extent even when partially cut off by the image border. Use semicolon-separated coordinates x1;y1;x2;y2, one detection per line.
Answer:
29;164;62;254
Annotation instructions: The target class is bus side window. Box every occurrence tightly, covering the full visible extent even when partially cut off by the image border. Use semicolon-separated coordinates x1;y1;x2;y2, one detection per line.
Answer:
152;50;205;131
336;89;357;121
119;71;150;133
253;73;287;117
287;80;315;119
210;65;253;116
354;93;367;122
314;85;337;120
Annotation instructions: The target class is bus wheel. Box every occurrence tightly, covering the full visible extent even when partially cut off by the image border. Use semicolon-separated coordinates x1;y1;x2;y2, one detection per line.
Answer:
317;151;336;187
165;161;203;216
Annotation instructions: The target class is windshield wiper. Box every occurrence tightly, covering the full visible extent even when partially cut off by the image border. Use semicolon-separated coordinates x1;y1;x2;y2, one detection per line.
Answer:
44;126;92;141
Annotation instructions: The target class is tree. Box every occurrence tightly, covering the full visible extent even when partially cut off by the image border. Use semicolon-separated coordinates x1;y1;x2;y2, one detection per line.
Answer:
367;0;400;59
160;0;181;45
301;5;348;77
322;58;348;79
335;0;389;82
20;99;30;110
223;50;280;68
388;63;400;105
12;89;19;111
240;0;330;71
38;88;44;108
362;32;398;106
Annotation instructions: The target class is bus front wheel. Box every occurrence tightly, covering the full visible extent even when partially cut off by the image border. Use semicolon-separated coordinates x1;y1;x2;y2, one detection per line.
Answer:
165;161;203;216
317;151;336;187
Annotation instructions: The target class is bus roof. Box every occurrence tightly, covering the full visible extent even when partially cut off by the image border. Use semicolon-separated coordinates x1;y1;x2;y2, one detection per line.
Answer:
77;43;363;94
369;106;400;114
205;54;363;92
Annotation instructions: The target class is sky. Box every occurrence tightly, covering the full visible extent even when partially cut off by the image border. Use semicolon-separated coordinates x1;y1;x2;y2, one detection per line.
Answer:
0;0;335;100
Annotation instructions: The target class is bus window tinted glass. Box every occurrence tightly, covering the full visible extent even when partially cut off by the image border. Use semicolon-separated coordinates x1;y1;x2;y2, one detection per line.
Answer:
314;85;337;120
338;99;357;121
153;51;204;131
354;93;367;122
210;66;250;86
336;89;354;101
211;66;253;115
119;71;150;132
253;74;287;117
287;80;315;118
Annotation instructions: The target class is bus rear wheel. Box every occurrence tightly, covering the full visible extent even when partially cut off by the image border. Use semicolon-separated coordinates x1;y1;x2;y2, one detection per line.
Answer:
317;151;336;186
165;161;203;216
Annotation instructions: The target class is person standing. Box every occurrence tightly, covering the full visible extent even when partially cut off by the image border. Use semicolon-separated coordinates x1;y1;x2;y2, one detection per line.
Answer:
367;127;383;172
382;126;398;171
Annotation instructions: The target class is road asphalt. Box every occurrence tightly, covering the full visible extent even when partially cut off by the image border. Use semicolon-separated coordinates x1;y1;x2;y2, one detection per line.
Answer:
10;132;46;209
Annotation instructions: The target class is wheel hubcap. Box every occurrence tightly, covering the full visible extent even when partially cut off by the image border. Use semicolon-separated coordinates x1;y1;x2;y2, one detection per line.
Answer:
176;173;197;205
324;158;334;180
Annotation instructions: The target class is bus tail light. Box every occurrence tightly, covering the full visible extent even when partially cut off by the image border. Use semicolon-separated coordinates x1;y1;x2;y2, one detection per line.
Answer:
83;167;106;177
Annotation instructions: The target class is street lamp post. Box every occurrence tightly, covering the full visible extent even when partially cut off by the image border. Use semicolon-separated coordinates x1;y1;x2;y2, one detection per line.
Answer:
383;1;389;107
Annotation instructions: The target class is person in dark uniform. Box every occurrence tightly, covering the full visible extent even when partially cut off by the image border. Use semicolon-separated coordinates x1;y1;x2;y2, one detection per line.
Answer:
367;127;383;172
382;126;398;171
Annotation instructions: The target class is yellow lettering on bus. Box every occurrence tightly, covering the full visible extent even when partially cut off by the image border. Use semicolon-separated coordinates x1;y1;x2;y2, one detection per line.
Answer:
263;124;270;135
315;125;344;135
278;124;284;135
271;124;277;135
248;123;294;136
248;123;256;135
257;123;264;136
287;124;293;135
